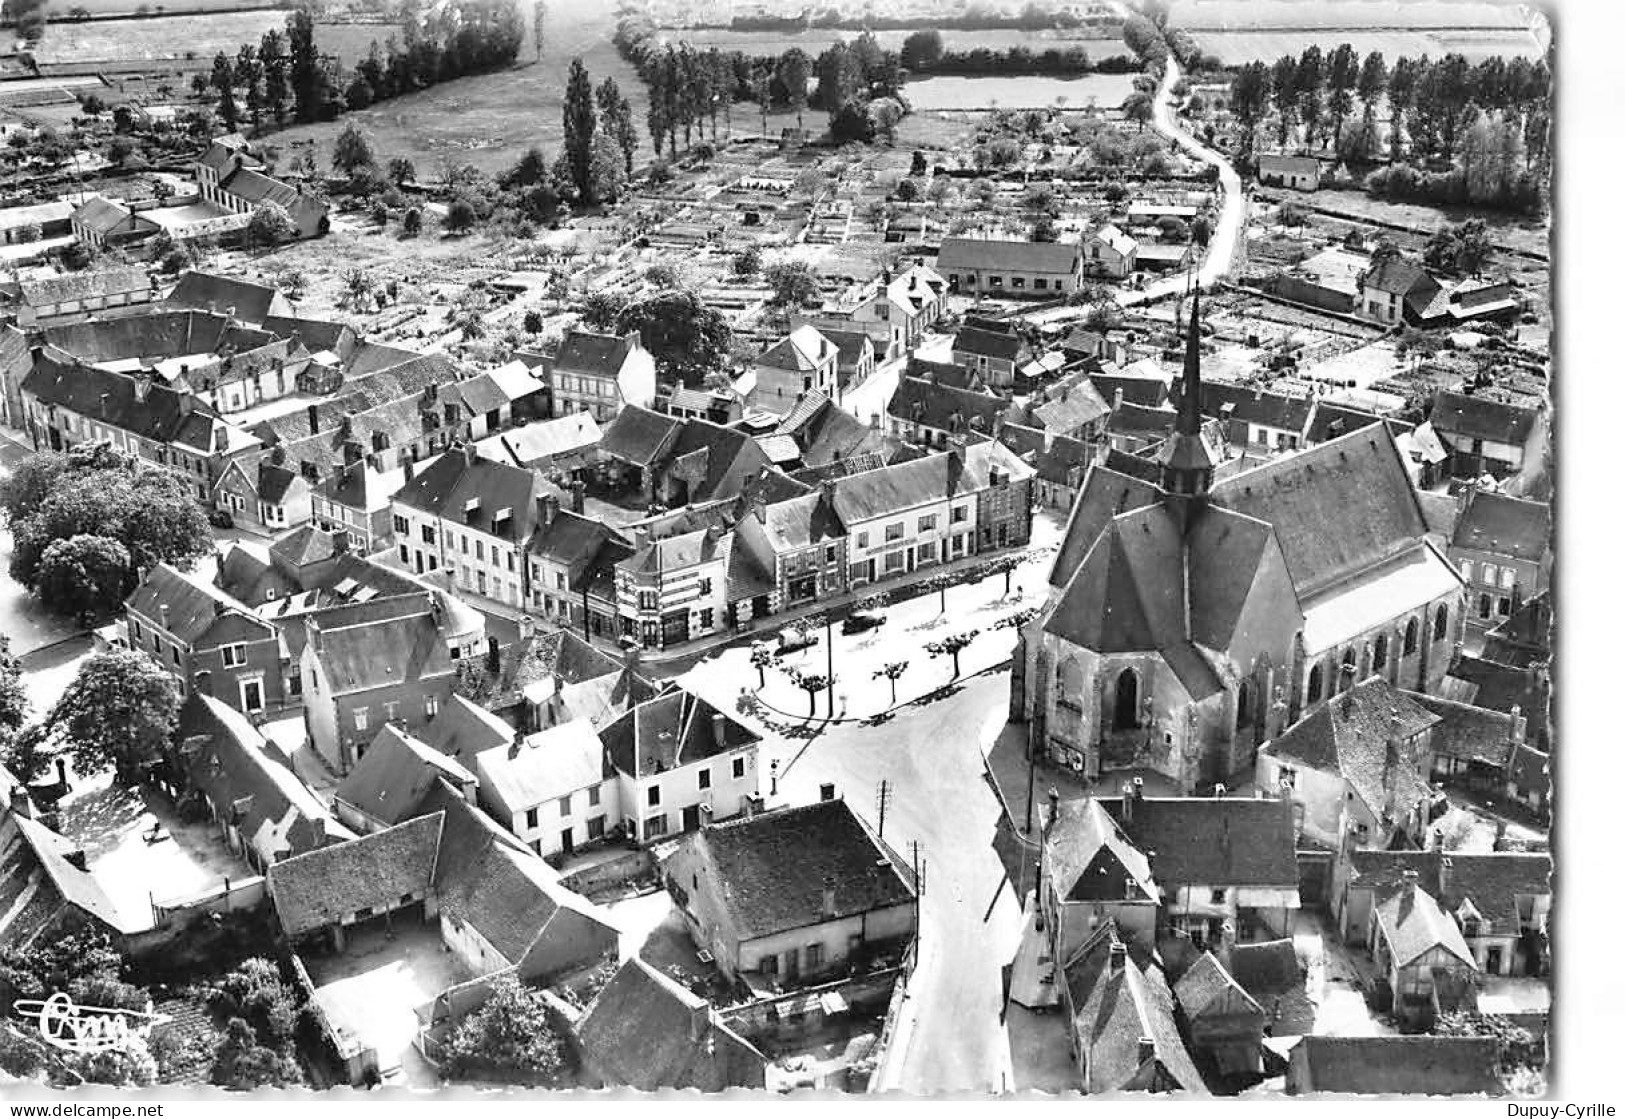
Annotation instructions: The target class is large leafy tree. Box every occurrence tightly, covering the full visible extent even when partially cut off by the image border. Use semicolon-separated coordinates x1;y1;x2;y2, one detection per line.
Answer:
441;974;568;1083
614;289;732;386
596;76;637;176
35;534;131;621
51;649;182;784
763;259;819;306
776;47;812;129
331;120;377;176
561;57;597;201
286;8;321;124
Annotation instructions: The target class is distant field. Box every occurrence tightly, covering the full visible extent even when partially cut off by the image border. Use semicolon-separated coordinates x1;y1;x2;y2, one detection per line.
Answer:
673;27;1120;55
31;14;397;66
1194;27;1545;63
904;73;1133;111
1168;0;1534;30
41;0;278;15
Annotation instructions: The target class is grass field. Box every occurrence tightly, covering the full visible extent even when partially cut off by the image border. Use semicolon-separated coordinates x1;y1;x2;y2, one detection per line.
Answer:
1168;0;1535;30
41;0;277;15
1194;28;1545;63
904;73;1134;111
32;12;393;65
673;26;1121;55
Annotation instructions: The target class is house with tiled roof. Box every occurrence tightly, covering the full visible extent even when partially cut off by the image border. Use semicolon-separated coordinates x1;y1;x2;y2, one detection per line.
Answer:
475;718;615;858
333;723;478;835
1029;377;1112;442
951;319;1023;388
662;798;916;987
615;524;732;650
1178;379;1313;452
1448;487;1551;632
450;360;548;440
749;325;840;416
193;136;329;239
819;327;876;391
1286;1035;1503;1096
16;266;155;327
1366;867;1478;1025
165;270;295;325
1038;793;1160;961
732;487;848;613
1058;920;1207;1096
70;195;151;249
310;455;421;553
1225;938;1314;1035
545;328;656;422
175;693;353;871
390;444;549;609
1256;677;1438;851
1173;950;1268;1082
212;450;312;535
416;693;515;771
600;685;763;845
998;421;1096;510
300;591;486;773
1084;224;1138;279
476;410;600;472
1020;294;1467;793
801;263;946;360
576;956;767;1091
886;370;1011;451
1359;255;1445;326
126;563;284;717
1257;153;1320;191
1404;690;1527;795
938;235;1082;297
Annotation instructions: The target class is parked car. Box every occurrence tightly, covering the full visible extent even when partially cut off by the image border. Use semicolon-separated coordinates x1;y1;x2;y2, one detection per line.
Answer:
208;508;234;529
841;610;885;636
776;626;819;655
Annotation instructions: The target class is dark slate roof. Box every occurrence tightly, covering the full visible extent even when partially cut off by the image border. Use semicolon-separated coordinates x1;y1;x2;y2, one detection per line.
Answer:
1063;922;1208;1096
1429;390;1540;446
938;236;1080;275
1263;679;1438;816
887;373;1011;436
166;271;289;324
1348;849;1550;929
488;629;632;714
1180;380;1312;433
416;695;515;770
22;356;223;445
215;544;299;605
1108;400;1179;436
1044;797;1157;904
1289;1035;1502;1096
1211;424;1429;598
1403;691;1521;769
1361;257;1438;297
1000;422;1094;488
307;593;459;695
1450;490;1550;562
127;562;270;645
681;799;916;941
1092;372;1169;409
757;492;844;551
954;324;1021;362
662;419;775;505
1048;465;1160;589
1481;590;1551;666
19;266;150;308
1442;656;1550;748
553;329;634;375
1305;401;1411;445
578;959;767;1091
599;403;682;467
1174;951;1263;1021
1226;939;1301;997
261;314;353;354
266;814;442;938
529;509;624;573
391;450;543;543
832;441;1028;525
1101;796;1299;889
904;355;987;391
334;724;476;827
600;687;760;779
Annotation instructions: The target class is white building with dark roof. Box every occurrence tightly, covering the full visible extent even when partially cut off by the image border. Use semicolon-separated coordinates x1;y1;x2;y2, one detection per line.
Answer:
546;328;656;422
937;236;1082;297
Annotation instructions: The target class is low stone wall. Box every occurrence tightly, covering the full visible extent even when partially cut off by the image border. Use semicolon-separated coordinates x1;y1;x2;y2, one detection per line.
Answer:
559;847;656;898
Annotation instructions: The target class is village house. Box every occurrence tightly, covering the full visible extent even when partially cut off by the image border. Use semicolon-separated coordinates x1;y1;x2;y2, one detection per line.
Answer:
545;328;657;422
69;196;151;250
450;360;549;440
1172;949;1269;1083
1350;867;1479;1026
126;563;284;717
212;450;312;535
599;408;779;510
1268;246;1368;314
1183;379;1314;452
750;325;841;415
1256;154;1321;192
820;327;876;392
1026;375;1113;442
1429;390;1544;481
1448;488;1551;630
1016;295;1466;793
666;385;746;427
390;445;548;607
331;723;479;836
939;236;1082;298
1256;678;1438;853
310;456;419;553
1039;793;1161;961
300;591;486;773
951;318;1023;388
165;271;296;326
1058;921;1207;1096
801;264;946;361
1286;1036;1503;1096
174;693;353;872
886;367;1012;450
998;422;1095;511
0;198;71;244
1083;224;1138;280
474;717;618;858
15;267;155;327
600;686;763;844
473;411;600;475
731;487;848;614
1359;256;1446;326
661;798;916;988
615;525;732;650
832;439;1034;589
193;134;329;239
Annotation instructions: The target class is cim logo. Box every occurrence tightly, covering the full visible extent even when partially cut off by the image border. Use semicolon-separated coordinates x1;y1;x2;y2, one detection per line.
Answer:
13;993;172;1054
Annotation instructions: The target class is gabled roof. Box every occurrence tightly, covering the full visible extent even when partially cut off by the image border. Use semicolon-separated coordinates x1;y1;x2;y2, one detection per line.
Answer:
1089;223;1137;256
72;195;137;235
598;403;682;467
20;266;150;308
1429;390;1540;446
529;507;623;572
452;360;546;415
621;526;724;576
486;629;631;716
484;412;602;467
334;724;476;827
166;271;292;324
1101;796;1299;890
887;372;1011;436
1361;256;1438;297
552;328;634;376
266;814;443;938
417;693;516;771
679;799;915;941
757;491;845;551
1403;690;1521;769
756;325;834;372
954;324;1021;362
938;236;1080;275
22;356;227;447
1372;879;1476;969
1062;921;1208;1096
306;593;461;695
1450;489;1550;562
1349;849;1551;928
391;450;544;543
477;718;608;812
1289;1035;1503;1096
1304;400;1409;445
1174;951;1264;1021
832;441;1029;525
1032;380;1110;433
577;957;766;1091
1044;796;1157;904
1183;379;1313;434
600;687;760;779
127;562;269;645
10;813;135;934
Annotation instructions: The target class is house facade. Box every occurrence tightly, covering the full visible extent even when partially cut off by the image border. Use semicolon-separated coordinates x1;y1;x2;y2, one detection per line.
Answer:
547;329;657;422
1083;225;1138;279
126;563;284;717
938;237;1083;298
1257;154;1320;191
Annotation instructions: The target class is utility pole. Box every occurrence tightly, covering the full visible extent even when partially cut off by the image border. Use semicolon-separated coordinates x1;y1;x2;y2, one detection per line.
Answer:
911;840;925;946
824;612;835;717
876;779;892;838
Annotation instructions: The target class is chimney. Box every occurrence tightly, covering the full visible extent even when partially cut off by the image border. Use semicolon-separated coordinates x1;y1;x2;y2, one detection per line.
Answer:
1216;919;1235;971
159;604;170;630
1121;781;1134;825
1044;787;1061;837
1439;855;1454;897
1112;387;1124;412
509;734;522;759
1133;776;1144;803
571;480;586;514
461;441;476;467
1492;818;1507;852
1508;704;1525;749
634;526;651;551
539;494;559;526
307;403;320;435
1400;867;1420;899
404;459;415;482
343;441;363;466
1108;941;1127;975
821;875;837;920
688;1003;709;1044
9;786;32;820
54;755;68;790
133;372;151;402
711;712;726;748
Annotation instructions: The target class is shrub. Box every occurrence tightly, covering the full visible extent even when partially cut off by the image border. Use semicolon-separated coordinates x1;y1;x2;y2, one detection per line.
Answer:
402;207;423;236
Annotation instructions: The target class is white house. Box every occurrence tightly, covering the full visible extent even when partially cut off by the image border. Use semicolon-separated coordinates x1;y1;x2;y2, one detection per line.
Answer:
475;718;621;858
548;329;658;422
1084;224;1138;280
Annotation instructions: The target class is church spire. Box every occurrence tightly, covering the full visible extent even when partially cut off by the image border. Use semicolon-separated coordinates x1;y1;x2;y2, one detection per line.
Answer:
1177;289;1204;437
1157;288;1218;527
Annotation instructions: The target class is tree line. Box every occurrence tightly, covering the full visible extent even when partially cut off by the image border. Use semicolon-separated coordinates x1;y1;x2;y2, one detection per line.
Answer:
203;0;522;135
896;29;1140;78
614;18;908;150
1228;46;1550;212
719;3;1108;33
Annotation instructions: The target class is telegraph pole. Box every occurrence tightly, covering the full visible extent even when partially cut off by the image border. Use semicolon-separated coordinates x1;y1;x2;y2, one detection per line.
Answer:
876;779;892;839
825;613;835;717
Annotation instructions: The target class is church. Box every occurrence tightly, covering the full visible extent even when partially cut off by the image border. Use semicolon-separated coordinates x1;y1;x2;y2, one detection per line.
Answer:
1012;294;1467;793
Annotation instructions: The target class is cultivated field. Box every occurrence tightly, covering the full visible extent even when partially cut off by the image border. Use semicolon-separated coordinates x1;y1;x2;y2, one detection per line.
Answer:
1168;0;1535;29
32;13;395;65
1194;28;1545;63
39;0;277;15
904;73;1134;111
672;26;1121;55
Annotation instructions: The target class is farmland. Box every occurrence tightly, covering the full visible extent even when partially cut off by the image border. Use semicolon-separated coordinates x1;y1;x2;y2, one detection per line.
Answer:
1167;0;1548;62
671;26;1121;55
32;12;397;66
904;73;1135;111
38;0;277;15
1194;28;1545;64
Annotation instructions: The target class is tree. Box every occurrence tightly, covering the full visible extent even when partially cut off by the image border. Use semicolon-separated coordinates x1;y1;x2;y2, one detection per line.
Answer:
212;1018;301;1090
1356;50;1388;121
532;0;545;62
587;131;628;204
776;48;811;130
1228;60;1271;157
790;670;830;717
387;156;416;185
1325;42;1360;143
286;8;321;124
750;645;775;688
873;661;909;706
259;29;290;125
815;43;864;124
984;553;1025;595
1190;214;1212;247
900;29;943;72
596;76;637;176
1295;45;1325;146
331;120;376;177
35;535;130;621
749;63;771;137
732;245;762;278
925;630;979;678
1387;55;1423;160
209;958;301;1047
445;197;478;235
51;649;181;783
1270;54;1298;146
403;206;423;236
0;450;68;526
562;57;597;200
208;52;239;134
614;290;731;385
1121;91;1154;133
763;259;819;306
440;974;567;1083
247;201;294;248
0;636;27;748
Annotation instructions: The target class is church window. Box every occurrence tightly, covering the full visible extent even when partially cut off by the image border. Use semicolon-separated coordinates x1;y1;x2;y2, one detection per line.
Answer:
1112;669;1139;731
1307;663;1324;703
1236;681;1250;731
1340;648;1357;691
1373;634;1389;671
1403;618;1419;656
1434;604;1449;642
